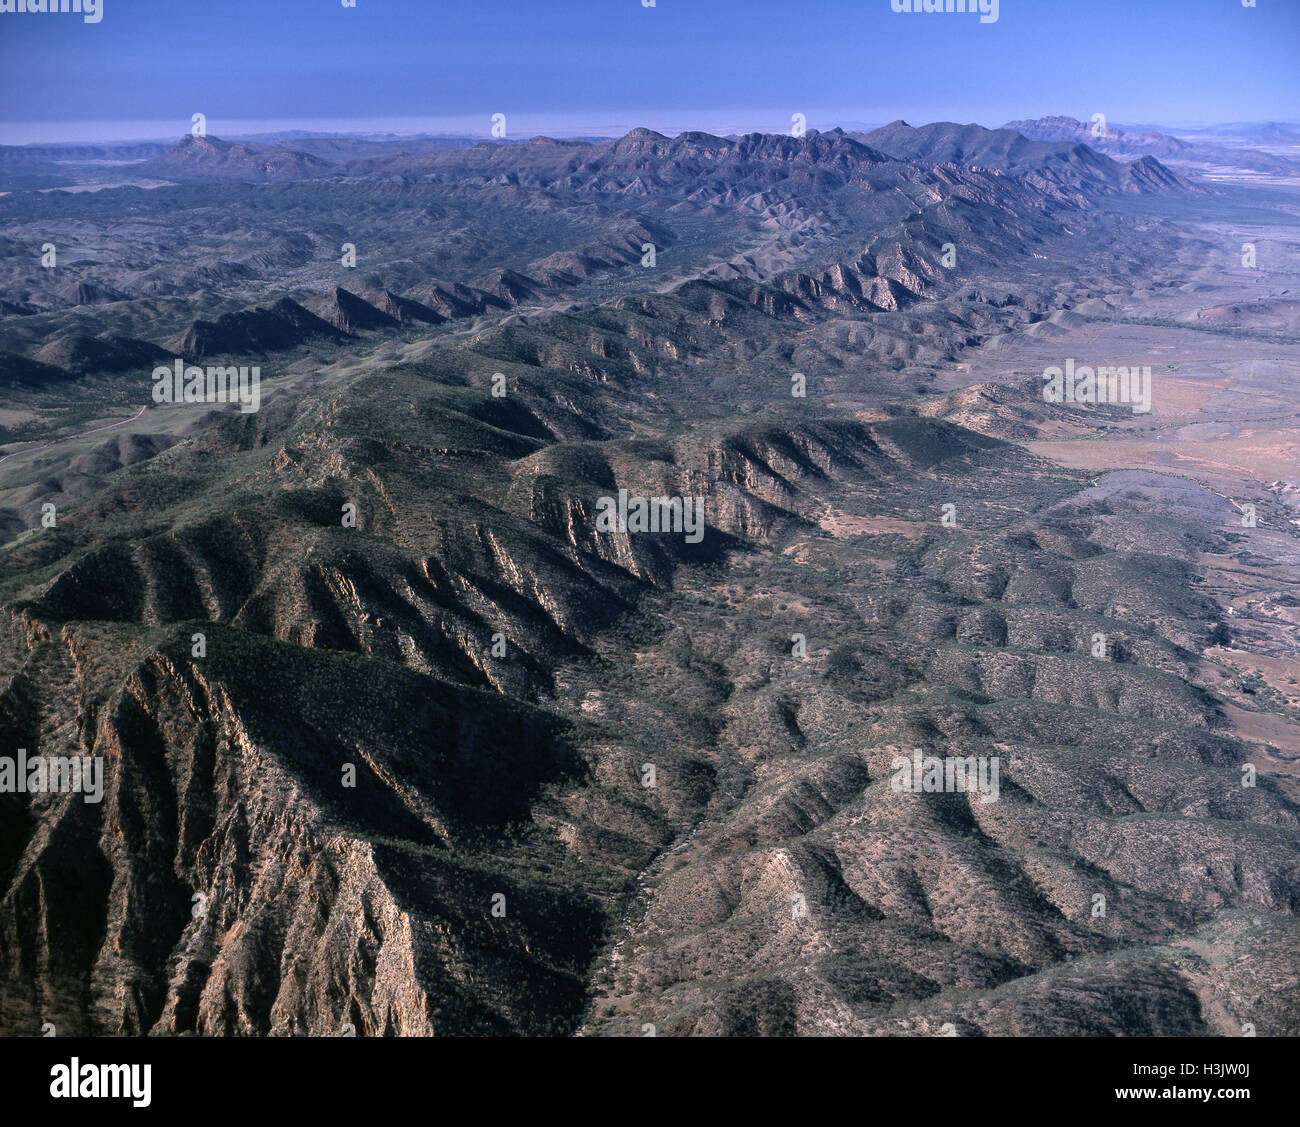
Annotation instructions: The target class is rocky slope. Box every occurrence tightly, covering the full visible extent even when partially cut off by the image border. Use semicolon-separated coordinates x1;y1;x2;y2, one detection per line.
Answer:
0;127;1295;1038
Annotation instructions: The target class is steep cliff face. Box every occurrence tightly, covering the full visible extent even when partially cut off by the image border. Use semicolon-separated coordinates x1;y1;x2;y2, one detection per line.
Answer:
0;618;617;1036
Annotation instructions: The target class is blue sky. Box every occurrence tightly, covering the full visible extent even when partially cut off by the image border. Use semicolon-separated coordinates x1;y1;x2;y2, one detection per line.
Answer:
1;0;1297;143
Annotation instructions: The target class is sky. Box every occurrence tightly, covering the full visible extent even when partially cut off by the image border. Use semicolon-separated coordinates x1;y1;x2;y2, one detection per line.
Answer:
1;0;1297;144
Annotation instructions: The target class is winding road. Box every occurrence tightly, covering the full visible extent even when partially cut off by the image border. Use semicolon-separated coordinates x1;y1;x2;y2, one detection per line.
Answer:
0;403;148;468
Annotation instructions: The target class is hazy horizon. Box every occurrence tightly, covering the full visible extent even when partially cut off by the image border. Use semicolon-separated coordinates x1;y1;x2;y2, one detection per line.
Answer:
2;0;1296;146
6;111;1300;149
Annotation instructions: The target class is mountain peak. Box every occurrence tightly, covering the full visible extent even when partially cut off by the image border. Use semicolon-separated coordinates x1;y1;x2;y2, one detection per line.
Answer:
621;127;669;142
138;134;333;182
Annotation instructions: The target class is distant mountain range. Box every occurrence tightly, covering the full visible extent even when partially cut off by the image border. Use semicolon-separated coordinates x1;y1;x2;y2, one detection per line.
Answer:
854;120;1190;195
0;121;1198;378
1002;115;1194;159
133;135;337;183
5;117;1294;193
1004;115;1300;175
